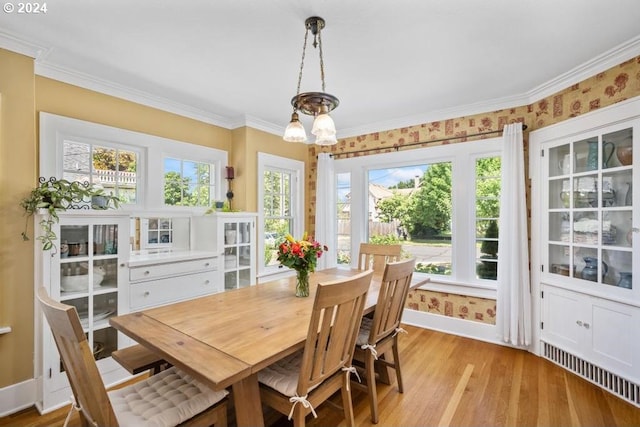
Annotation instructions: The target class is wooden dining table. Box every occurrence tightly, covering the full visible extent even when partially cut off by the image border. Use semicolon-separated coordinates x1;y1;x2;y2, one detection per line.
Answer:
110;267;428;427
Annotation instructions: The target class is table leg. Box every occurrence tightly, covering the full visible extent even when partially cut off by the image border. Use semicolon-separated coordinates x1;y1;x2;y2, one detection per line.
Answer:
232;373;264;427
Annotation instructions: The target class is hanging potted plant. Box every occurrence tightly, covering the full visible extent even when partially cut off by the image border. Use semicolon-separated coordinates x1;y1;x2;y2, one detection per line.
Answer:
20;177;120;251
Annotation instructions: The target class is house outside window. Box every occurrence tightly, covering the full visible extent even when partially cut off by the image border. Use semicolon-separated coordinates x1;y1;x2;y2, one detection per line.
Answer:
62;141;139;203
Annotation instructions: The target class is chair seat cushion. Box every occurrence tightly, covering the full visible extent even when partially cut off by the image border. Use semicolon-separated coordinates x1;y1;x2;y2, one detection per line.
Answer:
356;316;373;346
258;351;320;397
108;366;228;427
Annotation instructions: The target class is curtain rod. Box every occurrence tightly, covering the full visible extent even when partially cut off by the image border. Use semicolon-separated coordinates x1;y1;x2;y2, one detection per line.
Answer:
326;123;527;159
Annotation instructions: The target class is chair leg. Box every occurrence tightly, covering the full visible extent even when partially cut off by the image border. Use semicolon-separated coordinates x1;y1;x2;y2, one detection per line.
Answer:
216;401;228;427
392;336;404;393
341;374;356;427
365;352;379;424
292;404;306;427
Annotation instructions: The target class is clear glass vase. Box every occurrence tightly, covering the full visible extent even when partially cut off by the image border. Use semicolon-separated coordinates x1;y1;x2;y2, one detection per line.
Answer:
295;269;310;297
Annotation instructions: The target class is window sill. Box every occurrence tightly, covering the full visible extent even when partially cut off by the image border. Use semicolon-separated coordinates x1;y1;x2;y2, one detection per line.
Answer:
412;273;497;299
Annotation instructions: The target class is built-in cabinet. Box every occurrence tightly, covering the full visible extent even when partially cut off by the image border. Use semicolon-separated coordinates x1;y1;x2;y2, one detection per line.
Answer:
128;252;220;309
530;97;640;402
34;211;131;413
35;210;257;413
192;212;257;290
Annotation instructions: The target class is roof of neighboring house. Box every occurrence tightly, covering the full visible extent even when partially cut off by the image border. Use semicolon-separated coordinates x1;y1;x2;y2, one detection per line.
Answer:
369;184;394;200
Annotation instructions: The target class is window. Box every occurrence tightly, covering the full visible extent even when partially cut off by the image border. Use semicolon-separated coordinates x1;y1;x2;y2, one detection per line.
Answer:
62;140;139;203
258;153;304;277
336;172;351;265
475;157;501;280
164;158;216;207
334;138;502;292
39;112;227;211
368;162;452;275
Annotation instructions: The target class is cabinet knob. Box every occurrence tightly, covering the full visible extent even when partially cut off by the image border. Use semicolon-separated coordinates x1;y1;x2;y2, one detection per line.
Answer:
576;320;583;327
205;262;210;267
144;270;150;275
583;322;590;329
120;263;126;268
144;291;150;297
205;280;210;285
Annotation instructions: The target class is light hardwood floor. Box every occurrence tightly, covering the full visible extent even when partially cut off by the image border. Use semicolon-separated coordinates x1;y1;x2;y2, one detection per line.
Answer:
3;325;640;427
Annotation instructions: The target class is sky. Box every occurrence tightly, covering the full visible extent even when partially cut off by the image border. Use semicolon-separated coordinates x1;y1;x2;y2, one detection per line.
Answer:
337;164;428;201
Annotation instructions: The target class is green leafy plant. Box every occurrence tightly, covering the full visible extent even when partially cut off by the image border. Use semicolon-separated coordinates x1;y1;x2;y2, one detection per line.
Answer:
477;220;499;280
20;177;120;251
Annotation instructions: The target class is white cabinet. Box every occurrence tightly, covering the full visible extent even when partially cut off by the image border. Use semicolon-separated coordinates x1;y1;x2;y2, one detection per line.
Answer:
192;212;257;290
530;97;640;402
541;285;640;381
34;211;131;413
128;253;220;309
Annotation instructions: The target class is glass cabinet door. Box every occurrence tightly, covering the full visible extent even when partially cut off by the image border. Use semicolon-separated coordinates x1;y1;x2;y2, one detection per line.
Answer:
222;218;255;290
547;127;634;291
58;222;120;363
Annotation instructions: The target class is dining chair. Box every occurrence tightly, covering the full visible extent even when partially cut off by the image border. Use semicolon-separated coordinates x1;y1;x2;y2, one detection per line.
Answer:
357;243;402;274
36;287;228;427
352;257;416;424
257;269;374;427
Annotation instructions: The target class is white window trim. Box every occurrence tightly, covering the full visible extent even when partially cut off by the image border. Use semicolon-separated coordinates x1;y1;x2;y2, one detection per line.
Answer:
39;112;227;213
334;137;502;297
257;152;304;280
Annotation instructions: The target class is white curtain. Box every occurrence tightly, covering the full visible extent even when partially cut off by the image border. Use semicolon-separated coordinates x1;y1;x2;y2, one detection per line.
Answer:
496;122;532;346
314;153;337;270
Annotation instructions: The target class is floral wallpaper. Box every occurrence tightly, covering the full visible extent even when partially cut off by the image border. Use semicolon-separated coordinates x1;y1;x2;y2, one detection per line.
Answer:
407;289;496;325
306;56;640;323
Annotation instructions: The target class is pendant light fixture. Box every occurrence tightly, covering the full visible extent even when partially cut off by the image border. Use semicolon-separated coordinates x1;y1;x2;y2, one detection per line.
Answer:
283;16;339;145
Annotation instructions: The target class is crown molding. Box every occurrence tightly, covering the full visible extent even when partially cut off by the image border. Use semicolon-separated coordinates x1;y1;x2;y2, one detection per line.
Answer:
35;61;235;128
526;35;640;102
0;29;48;59
338;35;640;139
237;115;285;135
3;28;640;140
337;92;529;139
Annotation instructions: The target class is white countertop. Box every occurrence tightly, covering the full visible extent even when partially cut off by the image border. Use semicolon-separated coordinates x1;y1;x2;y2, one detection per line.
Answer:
128;249;219;267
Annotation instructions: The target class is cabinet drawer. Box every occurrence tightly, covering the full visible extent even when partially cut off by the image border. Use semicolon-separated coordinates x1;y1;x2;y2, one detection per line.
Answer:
129;257;217;282
130;271;221;310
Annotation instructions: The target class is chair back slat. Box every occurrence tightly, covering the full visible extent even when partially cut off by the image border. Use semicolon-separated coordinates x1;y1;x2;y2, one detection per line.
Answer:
358;243;402;274
36;287;118;427
298;270;373;395
368;258;416;344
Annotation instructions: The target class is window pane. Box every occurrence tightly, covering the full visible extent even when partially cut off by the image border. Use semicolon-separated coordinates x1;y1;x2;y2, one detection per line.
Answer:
63;141;90;173
62;141;138;204
367;163;452;275
337;172;351;265
475;156;501;280
263;168;294;268
164;157;214;207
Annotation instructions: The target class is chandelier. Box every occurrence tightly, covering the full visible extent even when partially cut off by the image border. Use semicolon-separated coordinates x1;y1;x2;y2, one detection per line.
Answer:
283;16;339;145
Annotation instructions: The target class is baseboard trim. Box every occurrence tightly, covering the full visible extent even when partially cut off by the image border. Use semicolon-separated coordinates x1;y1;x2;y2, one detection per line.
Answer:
403;309;509;347
0;378;36;417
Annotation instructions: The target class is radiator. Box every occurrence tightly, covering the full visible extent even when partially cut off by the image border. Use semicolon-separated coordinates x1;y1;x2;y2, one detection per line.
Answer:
542;342;640;407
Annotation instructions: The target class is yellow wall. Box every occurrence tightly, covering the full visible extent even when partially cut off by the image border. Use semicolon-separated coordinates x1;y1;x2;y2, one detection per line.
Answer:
229;127;308;215
0;48;36;387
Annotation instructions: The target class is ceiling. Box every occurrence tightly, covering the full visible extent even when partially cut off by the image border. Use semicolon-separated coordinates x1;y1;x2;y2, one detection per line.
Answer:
2;0;640;139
